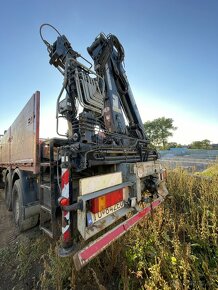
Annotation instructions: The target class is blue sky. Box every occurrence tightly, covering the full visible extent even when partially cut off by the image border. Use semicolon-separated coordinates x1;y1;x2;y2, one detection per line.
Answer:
0;0;217;144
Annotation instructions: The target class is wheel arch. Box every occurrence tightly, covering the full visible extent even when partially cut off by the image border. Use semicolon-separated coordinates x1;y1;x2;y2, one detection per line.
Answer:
12;168;38;205
12;168;20;185
4;167;12;180
11;168;39;232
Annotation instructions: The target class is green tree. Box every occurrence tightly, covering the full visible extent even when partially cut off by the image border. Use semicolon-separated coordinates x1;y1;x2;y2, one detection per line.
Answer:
189;139;211;149
166;142;183;149
144;117;177;149
201;139;211;149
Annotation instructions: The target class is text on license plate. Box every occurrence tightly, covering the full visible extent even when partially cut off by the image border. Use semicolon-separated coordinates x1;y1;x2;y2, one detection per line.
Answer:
89;201;124;224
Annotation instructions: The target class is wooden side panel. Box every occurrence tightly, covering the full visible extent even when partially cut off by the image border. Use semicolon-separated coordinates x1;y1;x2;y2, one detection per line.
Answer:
0;92;40;173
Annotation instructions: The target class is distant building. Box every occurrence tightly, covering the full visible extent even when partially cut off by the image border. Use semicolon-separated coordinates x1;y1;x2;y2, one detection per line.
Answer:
169;147;188;156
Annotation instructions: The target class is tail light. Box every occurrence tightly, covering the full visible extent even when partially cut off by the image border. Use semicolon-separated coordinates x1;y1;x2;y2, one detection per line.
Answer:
90;189;123;213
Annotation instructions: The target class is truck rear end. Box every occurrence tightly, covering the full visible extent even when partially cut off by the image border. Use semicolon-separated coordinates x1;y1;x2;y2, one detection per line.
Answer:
38;24;169;270
66;161;168;270
0;25;169;272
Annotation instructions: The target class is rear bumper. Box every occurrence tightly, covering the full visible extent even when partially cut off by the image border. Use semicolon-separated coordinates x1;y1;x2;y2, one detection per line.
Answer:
73;197;163;271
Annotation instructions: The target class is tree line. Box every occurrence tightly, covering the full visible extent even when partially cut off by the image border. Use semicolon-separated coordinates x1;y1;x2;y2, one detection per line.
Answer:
144;117;216;150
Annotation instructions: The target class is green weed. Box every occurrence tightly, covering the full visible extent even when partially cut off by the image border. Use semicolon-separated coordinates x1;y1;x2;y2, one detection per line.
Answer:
122;169;218;289
41;167;218;289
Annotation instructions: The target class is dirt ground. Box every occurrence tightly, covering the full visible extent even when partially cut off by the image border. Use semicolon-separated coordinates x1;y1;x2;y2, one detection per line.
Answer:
0;189;19;248
0;189;43;290
0;188;108;290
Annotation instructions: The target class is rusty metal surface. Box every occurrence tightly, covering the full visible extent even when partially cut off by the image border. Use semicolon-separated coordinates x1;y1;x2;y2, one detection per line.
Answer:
0;92;40;173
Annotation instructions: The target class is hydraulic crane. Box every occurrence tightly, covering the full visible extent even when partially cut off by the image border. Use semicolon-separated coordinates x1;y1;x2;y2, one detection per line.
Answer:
40;24;158;172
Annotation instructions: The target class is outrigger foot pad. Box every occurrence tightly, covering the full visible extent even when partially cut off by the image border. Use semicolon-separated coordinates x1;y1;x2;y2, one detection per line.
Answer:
58;244;76;257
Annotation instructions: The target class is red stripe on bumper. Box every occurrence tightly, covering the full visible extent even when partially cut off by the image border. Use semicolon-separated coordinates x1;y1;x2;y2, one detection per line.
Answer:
73;198;162;271
81;226;124;261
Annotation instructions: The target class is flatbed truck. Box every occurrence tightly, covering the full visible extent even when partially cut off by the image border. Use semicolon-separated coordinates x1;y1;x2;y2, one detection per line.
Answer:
0;25;168;270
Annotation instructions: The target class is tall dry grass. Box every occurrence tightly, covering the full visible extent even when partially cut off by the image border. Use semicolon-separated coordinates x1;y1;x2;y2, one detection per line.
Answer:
119;169;218;289
3;168;216;289
38;168;217;289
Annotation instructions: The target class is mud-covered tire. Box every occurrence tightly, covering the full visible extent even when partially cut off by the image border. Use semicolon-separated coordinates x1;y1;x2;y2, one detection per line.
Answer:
0;170;4;189
5;174;12;211
12;179;38;232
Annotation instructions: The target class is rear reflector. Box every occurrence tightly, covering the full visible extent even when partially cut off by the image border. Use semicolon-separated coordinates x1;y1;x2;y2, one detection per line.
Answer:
59;197;69;206
90;189;123;214
73;197;162;271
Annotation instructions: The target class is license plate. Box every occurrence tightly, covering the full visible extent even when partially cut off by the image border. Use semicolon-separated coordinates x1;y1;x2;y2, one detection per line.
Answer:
88;201;124;224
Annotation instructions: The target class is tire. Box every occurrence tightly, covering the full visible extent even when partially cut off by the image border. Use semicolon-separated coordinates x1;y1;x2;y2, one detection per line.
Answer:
0;170;4;189
4;174;12;211
12;179;38;232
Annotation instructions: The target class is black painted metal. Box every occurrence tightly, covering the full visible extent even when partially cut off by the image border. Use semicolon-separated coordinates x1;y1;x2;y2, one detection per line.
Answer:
39;138;66;239
41;27;158;172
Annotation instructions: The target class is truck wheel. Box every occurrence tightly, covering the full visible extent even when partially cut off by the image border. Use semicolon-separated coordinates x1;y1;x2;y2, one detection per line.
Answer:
0;170;4;189
5;174;12;211
12;179;38;232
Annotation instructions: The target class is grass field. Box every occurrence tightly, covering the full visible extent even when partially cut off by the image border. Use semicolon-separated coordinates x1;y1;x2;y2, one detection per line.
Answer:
196;163;218;178
0;167;217;289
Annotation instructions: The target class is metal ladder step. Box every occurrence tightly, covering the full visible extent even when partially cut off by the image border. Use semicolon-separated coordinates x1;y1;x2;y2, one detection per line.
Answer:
40;184;51;190
39;140;60;239
40;162;50;167
40;162;55;167
40;204;52;214
40;226;53;238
